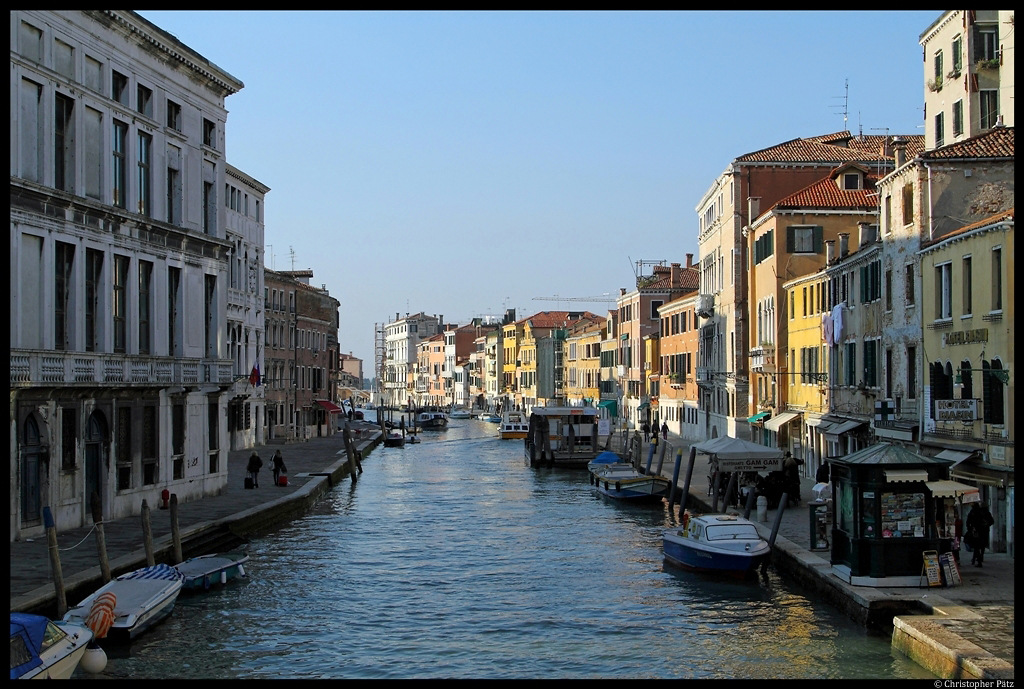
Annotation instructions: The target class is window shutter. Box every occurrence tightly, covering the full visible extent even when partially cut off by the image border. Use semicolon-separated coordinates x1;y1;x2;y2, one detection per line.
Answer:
786;226;795;253
981;360;992;422
813;226;824;254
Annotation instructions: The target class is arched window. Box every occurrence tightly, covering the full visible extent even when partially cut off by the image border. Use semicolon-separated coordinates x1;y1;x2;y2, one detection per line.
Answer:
21;415;43;524
983;359;1005;425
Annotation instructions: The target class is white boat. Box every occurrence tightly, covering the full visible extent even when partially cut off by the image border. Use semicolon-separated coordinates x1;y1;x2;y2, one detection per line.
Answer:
588;452;671;501
416;408;449;430
662;514;770;576
10;613;93;679
449;407;472;419
63;564;184;644
173;552;249;592
479;412;501;422
498;410;530;439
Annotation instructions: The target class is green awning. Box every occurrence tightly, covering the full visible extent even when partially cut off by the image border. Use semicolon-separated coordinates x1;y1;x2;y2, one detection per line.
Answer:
597;399;618;417
637;402;650;411
747;412;771;423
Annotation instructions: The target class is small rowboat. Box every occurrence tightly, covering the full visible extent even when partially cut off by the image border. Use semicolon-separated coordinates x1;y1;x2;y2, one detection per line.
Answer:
173;552;249;592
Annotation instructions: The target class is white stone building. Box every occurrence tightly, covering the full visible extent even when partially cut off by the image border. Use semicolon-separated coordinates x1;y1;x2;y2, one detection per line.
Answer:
383;312;441;408
10;11;244;540
224;164;268;450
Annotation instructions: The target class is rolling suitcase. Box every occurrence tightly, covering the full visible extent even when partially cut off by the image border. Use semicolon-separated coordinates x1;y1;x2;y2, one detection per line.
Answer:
244;476;254;490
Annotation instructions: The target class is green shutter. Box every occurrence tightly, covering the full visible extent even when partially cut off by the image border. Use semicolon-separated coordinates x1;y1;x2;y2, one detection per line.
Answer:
786;226;795;253
813;226;823;253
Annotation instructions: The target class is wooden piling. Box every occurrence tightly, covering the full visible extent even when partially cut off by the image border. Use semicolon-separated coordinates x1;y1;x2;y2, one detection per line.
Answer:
711;470;722;512
141;499;155;566
677;447;696;514
170;494;182;564
644;442;656;474
743;484;758;520
655;441;668;475
43;507;67;619
768;494;788;547
91;491;111;584
343;424;358;482
666;449;683;507
724;472;739;511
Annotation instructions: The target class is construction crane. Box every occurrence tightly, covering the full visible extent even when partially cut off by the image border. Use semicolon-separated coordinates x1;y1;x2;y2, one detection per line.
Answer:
532;295;617;303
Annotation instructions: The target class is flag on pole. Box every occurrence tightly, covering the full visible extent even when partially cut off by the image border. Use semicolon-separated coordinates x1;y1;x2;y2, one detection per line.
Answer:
249;361;261;387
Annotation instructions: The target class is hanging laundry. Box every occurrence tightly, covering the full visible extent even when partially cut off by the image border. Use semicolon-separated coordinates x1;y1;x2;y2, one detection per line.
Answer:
832;302;845;342
822;312;833;347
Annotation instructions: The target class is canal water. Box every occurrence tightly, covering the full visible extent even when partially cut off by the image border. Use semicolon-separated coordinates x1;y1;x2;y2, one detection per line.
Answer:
84;417;935;679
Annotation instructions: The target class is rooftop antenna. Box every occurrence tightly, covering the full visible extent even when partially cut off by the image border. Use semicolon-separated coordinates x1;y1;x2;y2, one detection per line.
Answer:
289;246;296;271
831;78;849;131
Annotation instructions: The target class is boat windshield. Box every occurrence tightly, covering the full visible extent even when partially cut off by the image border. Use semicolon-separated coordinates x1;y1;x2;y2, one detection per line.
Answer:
705;525;760;541
40;622;68;652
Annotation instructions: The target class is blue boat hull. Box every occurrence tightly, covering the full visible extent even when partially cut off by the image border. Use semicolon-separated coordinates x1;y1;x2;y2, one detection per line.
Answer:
662;535;768;575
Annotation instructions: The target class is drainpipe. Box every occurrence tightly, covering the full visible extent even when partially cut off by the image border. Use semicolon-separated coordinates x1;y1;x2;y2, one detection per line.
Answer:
925;162;934;241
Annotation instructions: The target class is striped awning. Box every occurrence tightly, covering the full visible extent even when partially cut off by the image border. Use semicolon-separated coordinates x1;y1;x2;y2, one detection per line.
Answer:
764;411;800;432
884;468;929;483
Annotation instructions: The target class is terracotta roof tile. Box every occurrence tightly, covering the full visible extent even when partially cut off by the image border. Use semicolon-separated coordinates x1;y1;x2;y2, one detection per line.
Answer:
519;311;602;329
773;165;881;211
919;127;1014;159
922;208;1014;248
736;131;923;165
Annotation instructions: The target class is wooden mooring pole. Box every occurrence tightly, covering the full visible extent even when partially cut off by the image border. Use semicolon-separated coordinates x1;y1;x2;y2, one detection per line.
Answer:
677;446;696;515
141;499;155;566
655;441;668;476
343;424;358;482
170;494;182;564
643;442;655;474
43;507;67;619
91;491;111;584
666;449;683;507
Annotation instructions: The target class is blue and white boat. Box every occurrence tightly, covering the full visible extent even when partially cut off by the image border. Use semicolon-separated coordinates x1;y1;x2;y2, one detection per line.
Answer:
10;613;93;679
63;564;184;644
662;514;770;576
588;452;671;501
173;552;249;592
449;407;472;419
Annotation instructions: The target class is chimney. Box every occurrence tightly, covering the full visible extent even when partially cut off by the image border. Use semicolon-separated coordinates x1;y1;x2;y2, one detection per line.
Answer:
838;233;850;258
396;312;400;321
620;288;627;296
748;197;761;222
686;253;694;268
858;221;877;246
670;262;681;286
825;239;836;264
880;136;893;159
892;136;907;168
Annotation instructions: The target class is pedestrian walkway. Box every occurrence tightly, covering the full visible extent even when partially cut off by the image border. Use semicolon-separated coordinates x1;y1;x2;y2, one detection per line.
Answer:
10;422;380;615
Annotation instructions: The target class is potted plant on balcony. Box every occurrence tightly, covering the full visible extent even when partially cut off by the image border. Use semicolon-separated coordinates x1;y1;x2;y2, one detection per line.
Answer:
977;58;1000;70
927;77;943;92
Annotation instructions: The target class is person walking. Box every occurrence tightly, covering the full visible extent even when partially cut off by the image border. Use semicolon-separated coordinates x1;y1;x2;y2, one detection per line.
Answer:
246;451;263;489
966;501;995;567
815;461;830;485
641;421;650;442
661;421;668;440
271;450;287;487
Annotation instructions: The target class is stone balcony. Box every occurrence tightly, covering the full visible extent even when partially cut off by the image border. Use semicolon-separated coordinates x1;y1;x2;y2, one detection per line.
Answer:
10;349;233;388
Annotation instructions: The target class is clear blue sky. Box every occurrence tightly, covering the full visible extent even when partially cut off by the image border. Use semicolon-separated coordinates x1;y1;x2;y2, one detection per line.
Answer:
137;10;938;371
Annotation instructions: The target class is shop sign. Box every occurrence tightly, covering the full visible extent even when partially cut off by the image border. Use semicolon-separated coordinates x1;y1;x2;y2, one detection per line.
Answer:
935;399;977;421
942;328;988;346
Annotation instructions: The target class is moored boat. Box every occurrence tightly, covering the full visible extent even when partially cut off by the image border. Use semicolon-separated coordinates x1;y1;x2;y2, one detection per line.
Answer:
479;413;501;423
173;552;249;592
63;564;184;644
588;452;671;500
10;614;93;679
662;513;770;576
449;407;472;419
498;410;530;439
416;408;449;430
383;431;406;447
525;406;602;469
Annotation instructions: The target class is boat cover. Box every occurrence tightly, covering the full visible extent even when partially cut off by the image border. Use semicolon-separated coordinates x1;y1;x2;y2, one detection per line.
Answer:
10;613;48;679
590;452;622;465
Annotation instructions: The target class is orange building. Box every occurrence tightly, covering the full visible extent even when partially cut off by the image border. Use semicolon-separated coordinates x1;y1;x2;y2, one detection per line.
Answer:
657;293;700;439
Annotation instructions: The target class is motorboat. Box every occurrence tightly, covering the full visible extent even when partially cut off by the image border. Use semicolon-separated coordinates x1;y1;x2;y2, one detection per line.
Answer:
416;408;449;430
662;513;770;576
10;613;93;679
479;413;501;423
525;406;602;469
449;407;472;419
173;552;249;592
588;452;670;501
63;564;185;644
498;410;530;439
383;431;406;448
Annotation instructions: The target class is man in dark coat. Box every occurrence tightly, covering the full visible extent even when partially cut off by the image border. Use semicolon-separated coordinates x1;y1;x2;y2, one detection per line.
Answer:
782;452;804;506
641;421;650;442
966;502;995;567
246;451;263;488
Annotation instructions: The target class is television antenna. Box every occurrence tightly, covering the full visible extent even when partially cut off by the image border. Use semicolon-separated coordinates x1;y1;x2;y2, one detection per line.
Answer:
831;78;849;129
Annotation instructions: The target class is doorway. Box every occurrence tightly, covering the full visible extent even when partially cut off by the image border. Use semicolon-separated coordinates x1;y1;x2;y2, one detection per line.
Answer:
20;415;43;526
84;410;108;520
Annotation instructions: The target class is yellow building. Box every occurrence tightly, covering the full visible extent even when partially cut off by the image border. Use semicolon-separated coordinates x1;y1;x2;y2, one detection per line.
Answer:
781;270;830;466
565;318;604;407
519;323;539;412
919;209;1013;554
502;319;525;411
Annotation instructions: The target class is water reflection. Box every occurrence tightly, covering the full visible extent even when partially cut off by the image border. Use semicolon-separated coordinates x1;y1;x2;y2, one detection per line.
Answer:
79;418;934;679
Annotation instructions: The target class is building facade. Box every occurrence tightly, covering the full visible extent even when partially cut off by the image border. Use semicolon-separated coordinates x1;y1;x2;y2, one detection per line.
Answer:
383;313;442;408
657;293;700;440
11;10;245;539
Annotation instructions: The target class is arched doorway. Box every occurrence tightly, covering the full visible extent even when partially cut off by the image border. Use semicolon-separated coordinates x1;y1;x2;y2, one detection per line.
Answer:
21;415;44;526
84;410;108;518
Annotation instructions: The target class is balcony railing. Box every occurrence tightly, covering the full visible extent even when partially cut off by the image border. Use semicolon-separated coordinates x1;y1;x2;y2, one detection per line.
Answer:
11;350;233;387
696;294;714;318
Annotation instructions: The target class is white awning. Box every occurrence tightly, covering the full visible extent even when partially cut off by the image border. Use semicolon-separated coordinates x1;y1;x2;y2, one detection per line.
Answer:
764;411;801;432
806;417;835;432
825;419;865;437
874;424;915;441
884;468;929;483
925;480;980;500
935;449;975;468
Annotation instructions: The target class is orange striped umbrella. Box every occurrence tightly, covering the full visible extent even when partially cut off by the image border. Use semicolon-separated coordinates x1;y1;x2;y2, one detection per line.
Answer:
85;592;117;639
